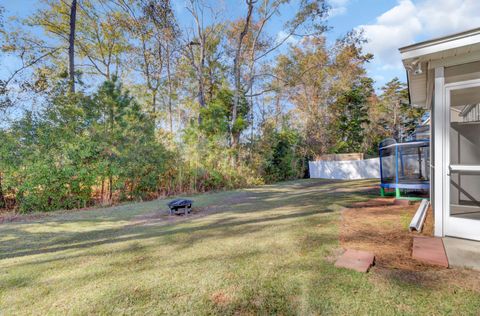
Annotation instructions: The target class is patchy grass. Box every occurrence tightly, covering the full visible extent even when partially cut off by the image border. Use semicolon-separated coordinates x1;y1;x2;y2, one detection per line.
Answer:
0;179;479;315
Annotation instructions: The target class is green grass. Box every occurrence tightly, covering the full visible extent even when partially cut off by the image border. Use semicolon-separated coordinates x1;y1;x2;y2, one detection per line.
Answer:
0;179;479;315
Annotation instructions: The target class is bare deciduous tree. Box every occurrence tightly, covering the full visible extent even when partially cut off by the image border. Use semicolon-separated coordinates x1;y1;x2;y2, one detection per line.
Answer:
68;0;77;92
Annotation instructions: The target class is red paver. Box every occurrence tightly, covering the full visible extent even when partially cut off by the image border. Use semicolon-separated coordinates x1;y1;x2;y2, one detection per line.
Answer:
412;236;449;268
334;249;375;273
393;199;411;206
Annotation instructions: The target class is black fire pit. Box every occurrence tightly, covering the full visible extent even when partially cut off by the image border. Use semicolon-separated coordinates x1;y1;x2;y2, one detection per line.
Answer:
167;199;193;215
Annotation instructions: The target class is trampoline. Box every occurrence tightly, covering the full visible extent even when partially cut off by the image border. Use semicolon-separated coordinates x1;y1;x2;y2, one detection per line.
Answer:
379;138;430;200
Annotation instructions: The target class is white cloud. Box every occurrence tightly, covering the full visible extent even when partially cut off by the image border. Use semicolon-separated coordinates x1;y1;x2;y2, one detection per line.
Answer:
328;0;351;17
373;74;385;82
276;30;300;45
359;0;480;68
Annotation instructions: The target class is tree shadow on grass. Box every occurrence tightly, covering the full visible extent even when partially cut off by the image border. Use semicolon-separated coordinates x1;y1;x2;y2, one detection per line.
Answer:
0;178;377;290
0;208;333;261
0;185;366;259
0;179;383;314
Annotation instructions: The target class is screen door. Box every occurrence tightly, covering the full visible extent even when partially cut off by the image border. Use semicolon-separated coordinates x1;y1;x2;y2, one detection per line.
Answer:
445;81;480;241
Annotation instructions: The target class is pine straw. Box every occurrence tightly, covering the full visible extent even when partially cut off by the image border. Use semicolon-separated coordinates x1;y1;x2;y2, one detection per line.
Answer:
339;197;480;292
339;198;437;271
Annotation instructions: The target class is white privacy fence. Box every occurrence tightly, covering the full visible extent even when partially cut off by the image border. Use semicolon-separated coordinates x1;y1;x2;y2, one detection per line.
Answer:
309;158;380;180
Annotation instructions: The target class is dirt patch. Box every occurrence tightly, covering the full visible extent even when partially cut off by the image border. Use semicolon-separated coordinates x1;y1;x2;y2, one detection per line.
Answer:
339;198;436;271
0;202;127;224
221;191;255;205
129;208;201;227
370;266;480;293
210;291;233;307
345;198;394;208
0;207;97;224
334;186;379;195
293;180;341;189
0;211;51;224
130;191;257;227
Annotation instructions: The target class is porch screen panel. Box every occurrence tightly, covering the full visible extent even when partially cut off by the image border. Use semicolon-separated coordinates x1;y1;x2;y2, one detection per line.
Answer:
449;86;480;220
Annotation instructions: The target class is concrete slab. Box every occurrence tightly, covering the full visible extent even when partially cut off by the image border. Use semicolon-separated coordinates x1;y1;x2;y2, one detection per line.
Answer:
412;236;449;268
335;249;375;273
443;237;480;270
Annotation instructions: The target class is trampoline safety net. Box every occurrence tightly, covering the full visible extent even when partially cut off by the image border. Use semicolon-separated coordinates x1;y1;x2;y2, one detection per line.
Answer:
379;138;430;193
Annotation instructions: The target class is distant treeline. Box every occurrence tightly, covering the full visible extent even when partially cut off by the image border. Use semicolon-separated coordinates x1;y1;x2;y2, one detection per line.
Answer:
0;1;423;212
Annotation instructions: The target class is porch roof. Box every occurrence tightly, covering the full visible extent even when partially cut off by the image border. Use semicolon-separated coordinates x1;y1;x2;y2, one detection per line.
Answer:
399;28;480;108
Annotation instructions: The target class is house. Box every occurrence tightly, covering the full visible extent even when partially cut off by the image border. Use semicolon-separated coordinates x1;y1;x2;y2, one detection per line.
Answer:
400;28;480;241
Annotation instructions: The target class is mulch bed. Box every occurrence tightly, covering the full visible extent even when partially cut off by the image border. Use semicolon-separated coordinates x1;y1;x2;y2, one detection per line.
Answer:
339;198;437;271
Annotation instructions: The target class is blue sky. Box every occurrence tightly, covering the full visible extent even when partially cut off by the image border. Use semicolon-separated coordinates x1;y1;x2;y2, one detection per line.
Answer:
2;0;480;90
173;0;480;89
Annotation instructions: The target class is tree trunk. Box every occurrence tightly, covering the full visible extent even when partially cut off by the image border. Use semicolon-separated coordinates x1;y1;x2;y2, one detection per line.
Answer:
186;44;206;124
101;178;105;204
0;172;6;209
152;90;157;125
109;175;113;203
231;0;254;148
197;43;206;124
166;45;174;133
68;0;77;93
186;1;208;124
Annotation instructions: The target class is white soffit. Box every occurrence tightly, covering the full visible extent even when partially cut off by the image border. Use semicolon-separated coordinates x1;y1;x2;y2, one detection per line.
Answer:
409;70;428;108
399;28;480;108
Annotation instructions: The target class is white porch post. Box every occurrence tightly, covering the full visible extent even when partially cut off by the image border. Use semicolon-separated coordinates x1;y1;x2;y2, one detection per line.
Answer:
433;66;445;237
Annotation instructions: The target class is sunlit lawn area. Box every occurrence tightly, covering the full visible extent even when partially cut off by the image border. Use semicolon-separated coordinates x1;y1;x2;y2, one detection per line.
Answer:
1;179;479;315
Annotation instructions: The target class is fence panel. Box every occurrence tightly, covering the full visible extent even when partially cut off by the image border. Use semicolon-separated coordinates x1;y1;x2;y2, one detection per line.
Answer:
308;158;380;180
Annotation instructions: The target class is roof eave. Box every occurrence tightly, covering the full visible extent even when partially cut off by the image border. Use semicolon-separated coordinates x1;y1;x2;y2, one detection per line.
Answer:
399;27;480;56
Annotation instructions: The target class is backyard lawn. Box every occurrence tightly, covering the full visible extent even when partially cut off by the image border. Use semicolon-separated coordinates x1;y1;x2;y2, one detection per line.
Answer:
1;179;479;315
